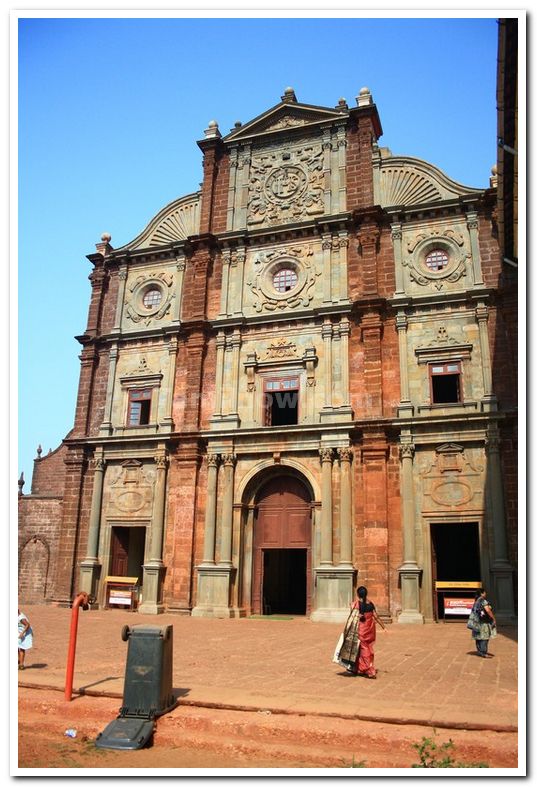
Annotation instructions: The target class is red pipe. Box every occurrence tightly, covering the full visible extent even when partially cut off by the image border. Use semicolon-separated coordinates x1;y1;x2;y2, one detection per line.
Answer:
64;592;90;701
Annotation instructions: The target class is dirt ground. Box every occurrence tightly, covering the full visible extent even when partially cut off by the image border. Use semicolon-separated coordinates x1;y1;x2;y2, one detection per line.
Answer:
18;688;518;771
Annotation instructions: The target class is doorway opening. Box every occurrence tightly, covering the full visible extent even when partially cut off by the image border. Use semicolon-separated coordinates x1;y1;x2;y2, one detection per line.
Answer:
111;526;146;582
262;549;307;615
431;522;480;620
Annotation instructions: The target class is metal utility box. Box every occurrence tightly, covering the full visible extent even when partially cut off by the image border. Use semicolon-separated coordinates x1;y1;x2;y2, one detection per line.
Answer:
96;624;176;750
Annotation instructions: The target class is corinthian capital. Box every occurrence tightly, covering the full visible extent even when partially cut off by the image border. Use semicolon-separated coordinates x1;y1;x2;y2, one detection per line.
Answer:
319;447;334;464
337;447;353;463
399;443;415;461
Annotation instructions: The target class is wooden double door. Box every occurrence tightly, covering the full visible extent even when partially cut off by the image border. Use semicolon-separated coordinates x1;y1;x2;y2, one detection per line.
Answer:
252;476;312;615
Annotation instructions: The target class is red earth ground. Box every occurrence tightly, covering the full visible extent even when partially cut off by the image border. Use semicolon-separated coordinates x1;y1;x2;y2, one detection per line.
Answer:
17;688;517;771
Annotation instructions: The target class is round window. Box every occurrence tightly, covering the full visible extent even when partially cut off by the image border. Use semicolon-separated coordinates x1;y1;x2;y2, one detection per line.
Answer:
273;268;298;293
424;249;449;272
142;288;162;309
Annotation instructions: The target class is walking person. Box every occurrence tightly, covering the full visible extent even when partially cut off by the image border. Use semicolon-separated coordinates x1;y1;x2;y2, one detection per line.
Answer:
18;609;33;670
470;589;497;658
336;586;386;678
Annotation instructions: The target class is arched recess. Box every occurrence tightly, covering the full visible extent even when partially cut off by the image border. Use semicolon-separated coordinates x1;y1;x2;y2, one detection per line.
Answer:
239;463;316;616
19;536;50;603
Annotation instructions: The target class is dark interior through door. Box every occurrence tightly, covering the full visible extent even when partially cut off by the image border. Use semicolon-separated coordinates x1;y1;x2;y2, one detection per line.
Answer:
111;526;146;582
262;549;307;615
431;522;481;620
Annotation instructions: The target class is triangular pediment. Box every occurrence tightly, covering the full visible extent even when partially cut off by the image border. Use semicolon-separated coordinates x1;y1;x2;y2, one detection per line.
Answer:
224;101;348;143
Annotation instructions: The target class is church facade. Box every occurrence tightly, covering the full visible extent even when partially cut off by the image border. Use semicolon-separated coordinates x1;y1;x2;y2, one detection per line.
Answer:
19;86;518;623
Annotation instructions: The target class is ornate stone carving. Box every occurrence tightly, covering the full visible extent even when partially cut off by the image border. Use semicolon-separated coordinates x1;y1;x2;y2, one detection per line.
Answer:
337;447;353;462
247;244;320;313
402;229;470;290
247;142;325;227
420;443;484;513
319;447;334;463
91;457;106;472
399;443;415;460
205;453;220;468
154;455;168;470
124;271;175;326
221;454;237;467
264;338;298;359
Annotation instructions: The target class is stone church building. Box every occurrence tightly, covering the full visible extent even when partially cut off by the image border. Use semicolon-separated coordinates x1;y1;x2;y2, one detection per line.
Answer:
19;86;518;623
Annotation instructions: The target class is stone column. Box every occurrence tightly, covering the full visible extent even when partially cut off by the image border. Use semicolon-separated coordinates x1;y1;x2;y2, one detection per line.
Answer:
322;237;332;303
213;332;226;418
202;454;220;564
230;329;241;420
79;456;106;599
337;448;353;566
219;251;231;317
319;448;334;565
112;267;128;331
322;132;332;214
173;256;186;323
161;336;178;430
219;454;237;566
340;317;351;407
391;224;405;295
466;211;485;286
476;302;497;411
99;344;118;435
397;440;424;623
219;454;236;566
485;432;516;622
337;126;347;211
312;446;355;623
396;312;414;417
139;455;168;614
337;233;350;301
226;148;238;230
232;248;246;316
322;320;333;409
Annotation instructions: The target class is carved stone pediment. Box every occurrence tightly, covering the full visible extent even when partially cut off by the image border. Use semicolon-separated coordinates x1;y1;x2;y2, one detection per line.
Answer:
224;102;346;143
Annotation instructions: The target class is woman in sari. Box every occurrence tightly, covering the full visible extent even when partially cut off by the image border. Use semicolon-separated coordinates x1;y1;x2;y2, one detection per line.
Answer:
470;589;497;658
337;586;386;678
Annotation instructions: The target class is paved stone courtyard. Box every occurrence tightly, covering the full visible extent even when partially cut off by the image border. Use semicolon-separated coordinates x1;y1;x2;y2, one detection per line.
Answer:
17;605;518;731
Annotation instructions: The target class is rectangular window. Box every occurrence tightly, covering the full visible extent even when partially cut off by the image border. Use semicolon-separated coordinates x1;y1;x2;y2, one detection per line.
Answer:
127;388;152;426
263;377;299;426
429;362;462;404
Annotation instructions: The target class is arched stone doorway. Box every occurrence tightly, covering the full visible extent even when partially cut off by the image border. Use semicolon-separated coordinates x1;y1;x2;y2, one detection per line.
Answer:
252;474;312;615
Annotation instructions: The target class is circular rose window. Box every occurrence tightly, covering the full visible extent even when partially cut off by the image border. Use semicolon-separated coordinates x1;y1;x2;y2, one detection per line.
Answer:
142;288;162;309
424;249;449;272
273;268;298;293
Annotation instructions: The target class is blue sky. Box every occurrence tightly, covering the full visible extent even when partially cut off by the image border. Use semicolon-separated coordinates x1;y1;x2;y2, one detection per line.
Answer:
17;14;499;482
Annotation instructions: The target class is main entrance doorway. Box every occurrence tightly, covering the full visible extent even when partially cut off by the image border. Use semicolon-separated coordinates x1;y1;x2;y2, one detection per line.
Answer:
253;475;311;615
431;522;481;620
110;526;146;582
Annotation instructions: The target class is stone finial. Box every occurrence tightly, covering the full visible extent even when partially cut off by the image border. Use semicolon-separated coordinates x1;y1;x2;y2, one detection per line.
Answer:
336;97;348;110
18;472;24;497
95;232;113;256
490;164;498;188
36;444;42;459
234;121;242;129
356;86;373;107
281;86;297;103
204;120;222;139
